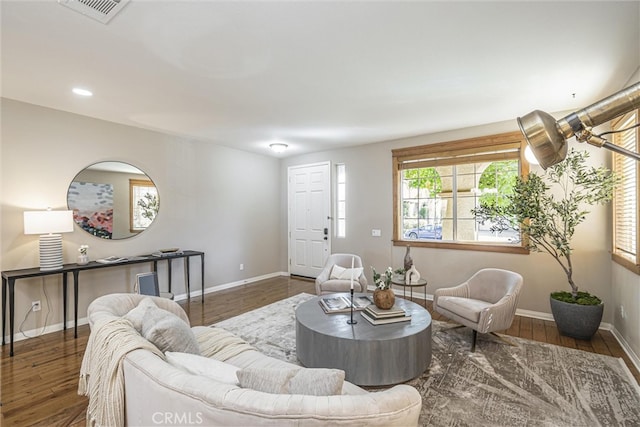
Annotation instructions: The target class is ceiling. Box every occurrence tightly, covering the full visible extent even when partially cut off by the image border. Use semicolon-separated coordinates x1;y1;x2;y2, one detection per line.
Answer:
2;1;639;157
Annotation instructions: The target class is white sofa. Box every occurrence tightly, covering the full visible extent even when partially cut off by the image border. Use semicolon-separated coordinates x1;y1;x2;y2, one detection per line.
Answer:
84;293;422;426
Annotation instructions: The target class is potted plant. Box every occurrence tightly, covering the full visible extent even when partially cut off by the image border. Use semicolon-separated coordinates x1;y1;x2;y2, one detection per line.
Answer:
473;148;617;340
371;267;395;309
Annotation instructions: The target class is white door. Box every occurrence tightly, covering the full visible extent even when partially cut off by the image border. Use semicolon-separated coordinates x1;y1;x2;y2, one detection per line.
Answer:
288;162;331;278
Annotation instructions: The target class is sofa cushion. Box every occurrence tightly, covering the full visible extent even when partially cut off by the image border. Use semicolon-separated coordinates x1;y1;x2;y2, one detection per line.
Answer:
237;367;345;396
165;351;239;385
330;265;363;280
125;298;200;354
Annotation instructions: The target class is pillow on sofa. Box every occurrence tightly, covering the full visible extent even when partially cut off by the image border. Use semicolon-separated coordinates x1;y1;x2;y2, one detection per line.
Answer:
165;352;239;385
330;265;363;280
237;367;345;396
125;298;200;355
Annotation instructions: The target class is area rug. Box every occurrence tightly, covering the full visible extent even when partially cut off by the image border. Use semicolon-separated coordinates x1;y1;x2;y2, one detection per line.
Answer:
215;293;640;426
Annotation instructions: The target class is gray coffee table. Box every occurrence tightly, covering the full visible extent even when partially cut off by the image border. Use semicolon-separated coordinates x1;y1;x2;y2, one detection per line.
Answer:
295;293;432;386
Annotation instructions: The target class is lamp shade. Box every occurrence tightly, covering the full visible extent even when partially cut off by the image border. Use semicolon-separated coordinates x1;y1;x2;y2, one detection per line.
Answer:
24;210;74;235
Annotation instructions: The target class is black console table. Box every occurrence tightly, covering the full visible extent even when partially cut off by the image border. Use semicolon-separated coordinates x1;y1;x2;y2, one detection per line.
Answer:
2;250;204;357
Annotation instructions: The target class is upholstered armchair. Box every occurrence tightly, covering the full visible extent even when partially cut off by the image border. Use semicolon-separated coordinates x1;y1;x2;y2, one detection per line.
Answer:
433;268;523;352
315;253;368;295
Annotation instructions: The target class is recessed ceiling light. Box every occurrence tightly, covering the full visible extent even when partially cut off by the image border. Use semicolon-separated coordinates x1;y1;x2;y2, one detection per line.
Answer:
72;87;93;97
269;142;288;153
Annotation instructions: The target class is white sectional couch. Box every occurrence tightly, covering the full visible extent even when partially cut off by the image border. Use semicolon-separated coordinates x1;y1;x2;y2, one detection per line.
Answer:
83;293;422;426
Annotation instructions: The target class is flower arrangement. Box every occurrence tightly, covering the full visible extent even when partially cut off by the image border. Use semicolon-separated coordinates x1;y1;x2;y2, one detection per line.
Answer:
371;266;393;290
78;245;89;256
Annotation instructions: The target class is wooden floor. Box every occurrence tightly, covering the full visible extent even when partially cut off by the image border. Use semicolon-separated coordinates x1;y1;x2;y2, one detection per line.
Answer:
1;276;638;426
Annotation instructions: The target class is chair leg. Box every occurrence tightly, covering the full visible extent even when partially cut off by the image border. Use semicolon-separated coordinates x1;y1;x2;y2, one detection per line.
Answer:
471;329;477;352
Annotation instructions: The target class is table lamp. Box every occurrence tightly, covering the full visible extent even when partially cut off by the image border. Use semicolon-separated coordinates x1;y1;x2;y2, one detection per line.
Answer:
24;209;74;271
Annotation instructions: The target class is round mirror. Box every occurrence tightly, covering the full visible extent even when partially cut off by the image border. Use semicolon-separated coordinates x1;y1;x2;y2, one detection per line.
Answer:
67;161;159;239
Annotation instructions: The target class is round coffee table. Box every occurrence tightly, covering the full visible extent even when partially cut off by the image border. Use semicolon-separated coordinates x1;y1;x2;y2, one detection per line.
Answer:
295;294;431;386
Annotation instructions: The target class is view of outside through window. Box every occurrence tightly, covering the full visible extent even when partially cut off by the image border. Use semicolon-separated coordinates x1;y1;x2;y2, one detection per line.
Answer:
401;160;520;243
131;181;158;231
336;164;346;238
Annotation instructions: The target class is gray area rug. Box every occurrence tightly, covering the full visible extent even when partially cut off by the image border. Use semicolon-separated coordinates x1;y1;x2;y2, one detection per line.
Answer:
215;293;640;426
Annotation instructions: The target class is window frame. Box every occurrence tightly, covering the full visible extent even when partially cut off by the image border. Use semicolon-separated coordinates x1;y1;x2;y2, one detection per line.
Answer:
611;110;640;274
392;131;529;254
129;179;158;233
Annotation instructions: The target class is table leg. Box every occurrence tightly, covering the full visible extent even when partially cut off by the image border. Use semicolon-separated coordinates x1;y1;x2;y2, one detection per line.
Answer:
9;279;15;356
73;271;79;339
2;277;6;346
200;254;205;304
185;257;191;300
168;259;172;293
62;273;67;330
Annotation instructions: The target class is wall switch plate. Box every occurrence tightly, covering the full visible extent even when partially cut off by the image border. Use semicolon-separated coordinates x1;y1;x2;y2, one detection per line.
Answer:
371;229;381;237
239;263;244;271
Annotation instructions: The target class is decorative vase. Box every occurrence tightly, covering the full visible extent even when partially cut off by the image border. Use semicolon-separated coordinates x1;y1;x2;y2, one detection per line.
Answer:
404;245;413;271
549;297;604;340
77;254;89;265
373;288;395;310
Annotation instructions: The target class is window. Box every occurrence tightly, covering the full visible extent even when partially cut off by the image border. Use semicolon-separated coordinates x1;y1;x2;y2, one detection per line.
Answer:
130;179;158;232
392;131;528;253
335;163;346;238
612;110;640;273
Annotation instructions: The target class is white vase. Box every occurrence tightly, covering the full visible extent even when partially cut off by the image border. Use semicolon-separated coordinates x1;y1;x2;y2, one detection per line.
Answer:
78;254;89;265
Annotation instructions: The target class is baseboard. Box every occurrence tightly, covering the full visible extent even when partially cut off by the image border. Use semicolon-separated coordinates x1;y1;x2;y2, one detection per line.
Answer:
8;272;640;377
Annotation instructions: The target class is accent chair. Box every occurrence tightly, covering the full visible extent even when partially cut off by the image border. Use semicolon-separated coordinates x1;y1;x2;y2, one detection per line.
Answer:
315;253;368;295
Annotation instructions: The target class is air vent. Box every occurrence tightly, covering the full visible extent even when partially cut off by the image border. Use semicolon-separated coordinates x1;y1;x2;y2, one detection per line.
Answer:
58;0;130;24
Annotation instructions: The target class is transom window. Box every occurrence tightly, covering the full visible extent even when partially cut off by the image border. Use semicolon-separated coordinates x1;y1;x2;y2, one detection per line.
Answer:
392;131;528;253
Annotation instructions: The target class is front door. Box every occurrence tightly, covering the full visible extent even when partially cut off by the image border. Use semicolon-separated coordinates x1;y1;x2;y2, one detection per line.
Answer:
288;162;331;278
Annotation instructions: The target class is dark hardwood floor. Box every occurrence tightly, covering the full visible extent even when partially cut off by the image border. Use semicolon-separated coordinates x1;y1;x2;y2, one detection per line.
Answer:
1;276;638;426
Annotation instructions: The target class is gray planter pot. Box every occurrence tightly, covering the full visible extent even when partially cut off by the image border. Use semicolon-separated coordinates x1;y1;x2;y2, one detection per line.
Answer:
549;296;604;340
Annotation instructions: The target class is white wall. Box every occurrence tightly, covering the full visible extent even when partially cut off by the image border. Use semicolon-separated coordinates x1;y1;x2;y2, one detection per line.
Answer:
1;99;282;336
282;118;615;320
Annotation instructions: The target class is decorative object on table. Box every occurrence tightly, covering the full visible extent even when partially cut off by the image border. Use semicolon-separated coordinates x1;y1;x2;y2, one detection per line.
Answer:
371;266;395;309
151;248;183;257
23;208;74;271
96;255;128;264
347;256;357;324
473;149;617;340
77;244;89;265
403;245;413;271
405;264;421;284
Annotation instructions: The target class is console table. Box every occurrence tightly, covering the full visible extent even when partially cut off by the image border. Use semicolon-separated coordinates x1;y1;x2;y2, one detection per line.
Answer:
2;250;204;357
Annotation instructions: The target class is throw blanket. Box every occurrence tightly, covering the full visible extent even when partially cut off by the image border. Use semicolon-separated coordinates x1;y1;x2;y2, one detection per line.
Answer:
78;316;163;427
194;326;254;361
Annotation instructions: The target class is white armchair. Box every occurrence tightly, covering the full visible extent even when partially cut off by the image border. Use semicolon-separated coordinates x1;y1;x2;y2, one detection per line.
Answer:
433;268;523;352
315;253;368;295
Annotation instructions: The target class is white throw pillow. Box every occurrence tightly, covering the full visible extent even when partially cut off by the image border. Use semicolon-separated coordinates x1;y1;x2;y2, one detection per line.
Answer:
125;298;200;355
330;265;363;280
165;352;239;385
237;367;345;396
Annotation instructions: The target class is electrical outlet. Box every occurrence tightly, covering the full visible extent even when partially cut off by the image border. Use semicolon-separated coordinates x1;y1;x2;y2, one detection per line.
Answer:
239;263;244;271
32;300;41;312
620;305;626;319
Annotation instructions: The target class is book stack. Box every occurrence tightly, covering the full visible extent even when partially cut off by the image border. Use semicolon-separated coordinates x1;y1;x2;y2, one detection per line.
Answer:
361;304;411;325
319;295;371;314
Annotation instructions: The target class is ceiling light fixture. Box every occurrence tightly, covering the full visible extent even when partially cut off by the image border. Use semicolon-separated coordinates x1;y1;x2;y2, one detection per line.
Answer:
269;142;288;153
517;82;640;169
72;87;93;97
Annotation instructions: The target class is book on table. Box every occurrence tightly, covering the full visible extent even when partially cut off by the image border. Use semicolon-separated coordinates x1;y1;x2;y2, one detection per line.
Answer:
363;304;406;318
361;310;412;325
319;294;372;313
